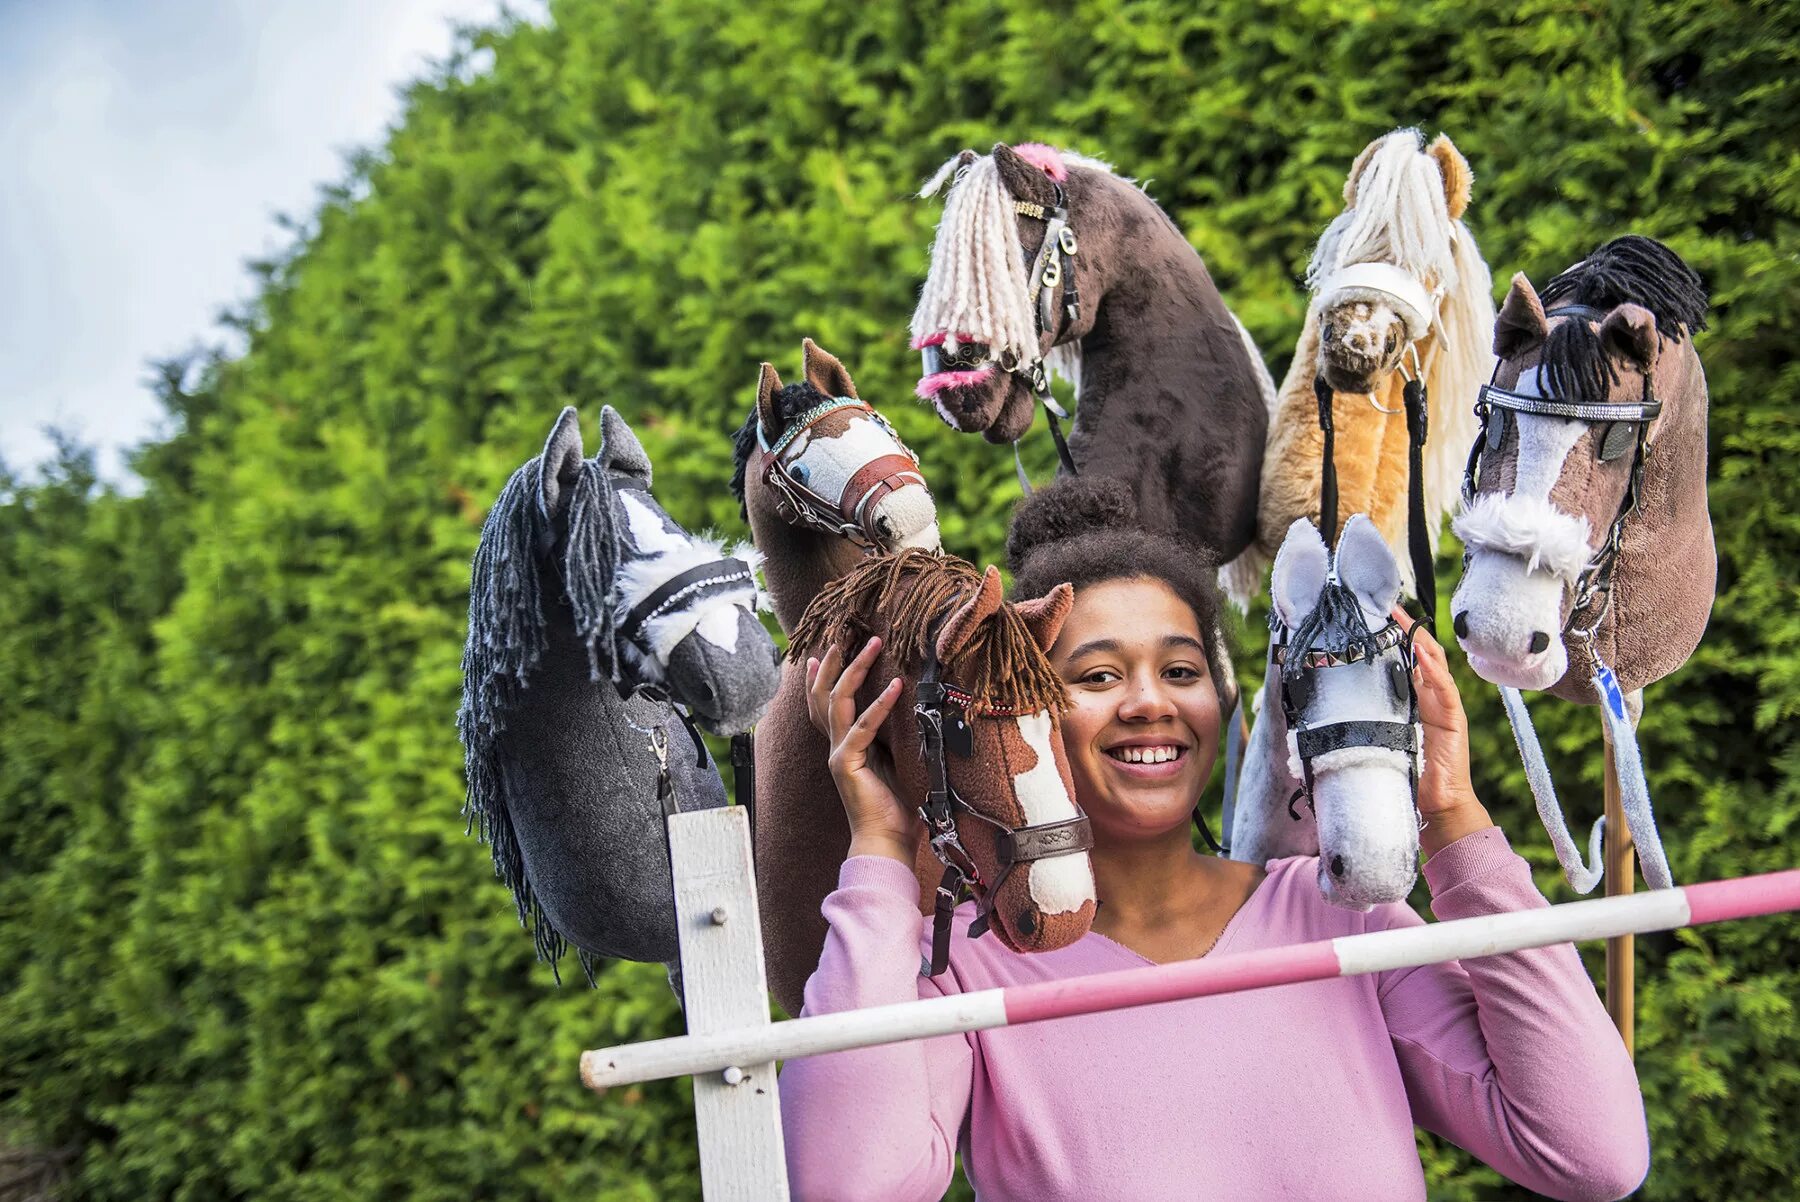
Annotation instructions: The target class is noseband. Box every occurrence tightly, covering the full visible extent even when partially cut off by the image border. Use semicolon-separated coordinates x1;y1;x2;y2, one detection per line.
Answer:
1461;304;1662;640
912;640;1093;977
1272;602;1423;824
758;396;925;550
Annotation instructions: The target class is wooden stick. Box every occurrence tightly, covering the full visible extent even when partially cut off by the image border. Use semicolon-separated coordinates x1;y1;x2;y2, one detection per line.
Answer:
1602;708;1637;1056
580;869;1800;1090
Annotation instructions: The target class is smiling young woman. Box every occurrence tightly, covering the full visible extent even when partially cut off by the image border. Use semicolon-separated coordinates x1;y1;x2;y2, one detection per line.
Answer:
778;478;1648;1202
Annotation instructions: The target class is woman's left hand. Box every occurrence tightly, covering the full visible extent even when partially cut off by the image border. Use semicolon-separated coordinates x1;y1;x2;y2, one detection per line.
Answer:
1394;608;1497;858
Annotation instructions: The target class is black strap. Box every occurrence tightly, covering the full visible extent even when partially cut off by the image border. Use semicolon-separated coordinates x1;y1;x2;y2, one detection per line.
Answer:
619;557;753;642
1315;376;1338;543
1295;719;1416;759
1402;378;1436;637
1193;807;1227;854
730;730;755;850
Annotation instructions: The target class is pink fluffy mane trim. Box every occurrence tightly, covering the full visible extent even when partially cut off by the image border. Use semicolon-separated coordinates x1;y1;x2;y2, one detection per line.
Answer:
916;366;995;398
911;331;982;350
1011;143;1068;182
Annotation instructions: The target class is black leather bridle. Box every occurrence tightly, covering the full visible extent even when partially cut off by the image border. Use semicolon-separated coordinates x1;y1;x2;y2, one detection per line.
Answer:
1460;304;1662;641
1272;602;1423;824
912;640;1093;978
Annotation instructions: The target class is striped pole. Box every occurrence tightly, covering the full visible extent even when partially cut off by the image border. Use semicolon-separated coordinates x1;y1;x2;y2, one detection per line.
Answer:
581;869;1799;1091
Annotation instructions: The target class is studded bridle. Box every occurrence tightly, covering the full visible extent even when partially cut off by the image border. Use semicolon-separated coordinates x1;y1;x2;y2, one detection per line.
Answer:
757;396;925;550
1271;602;1423;824
1461;304;1662;643
912;639;1093;978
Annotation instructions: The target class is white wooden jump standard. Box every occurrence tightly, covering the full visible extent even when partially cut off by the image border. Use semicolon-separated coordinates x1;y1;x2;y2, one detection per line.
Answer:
585;867;1800;1094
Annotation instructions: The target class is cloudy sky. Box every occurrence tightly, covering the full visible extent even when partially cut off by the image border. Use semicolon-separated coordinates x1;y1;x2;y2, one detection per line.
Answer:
0;0;540;482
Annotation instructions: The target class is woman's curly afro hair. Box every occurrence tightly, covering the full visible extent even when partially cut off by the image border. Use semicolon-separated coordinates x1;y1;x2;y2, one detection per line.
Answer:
1006;476;1232;707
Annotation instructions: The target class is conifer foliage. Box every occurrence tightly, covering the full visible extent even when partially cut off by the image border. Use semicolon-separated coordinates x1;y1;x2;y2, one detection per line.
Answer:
3;1;1796;1197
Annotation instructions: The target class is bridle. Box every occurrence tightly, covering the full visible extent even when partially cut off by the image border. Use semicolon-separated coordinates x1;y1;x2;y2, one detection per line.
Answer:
912;637;1093;978
565;472;757;814
920;179;1083;486
1312;260;1446;635
757;396;925;551
1270;599;1423;825
1460;303;1662;643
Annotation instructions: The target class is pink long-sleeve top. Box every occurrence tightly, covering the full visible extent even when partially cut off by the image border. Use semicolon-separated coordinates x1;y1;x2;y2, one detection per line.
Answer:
780;828;1648;1202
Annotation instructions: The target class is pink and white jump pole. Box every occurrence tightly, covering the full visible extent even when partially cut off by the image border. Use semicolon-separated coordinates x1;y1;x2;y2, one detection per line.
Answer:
581;869;1799;1091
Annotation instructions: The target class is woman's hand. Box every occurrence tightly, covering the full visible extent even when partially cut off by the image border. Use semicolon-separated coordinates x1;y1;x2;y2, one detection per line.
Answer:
1393;608;1496;858
806;638;920;866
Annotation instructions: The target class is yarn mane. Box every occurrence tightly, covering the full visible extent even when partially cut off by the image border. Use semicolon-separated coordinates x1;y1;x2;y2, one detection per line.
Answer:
457;450;623;971
910;144;1116;387
787;548;1069;716
1535;235;1710;404
1306;128;1494;532
730;380;832;517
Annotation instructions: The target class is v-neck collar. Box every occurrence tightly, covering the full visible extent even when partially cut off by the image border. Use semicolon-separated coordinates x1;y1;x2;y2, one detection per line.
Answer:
1081;866;1275;967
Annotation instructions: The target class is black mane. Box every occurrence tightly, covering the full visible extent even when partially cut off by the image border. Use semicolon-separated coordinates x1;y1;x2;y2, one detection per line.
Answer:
1536;235;1710;403
729;380;833;517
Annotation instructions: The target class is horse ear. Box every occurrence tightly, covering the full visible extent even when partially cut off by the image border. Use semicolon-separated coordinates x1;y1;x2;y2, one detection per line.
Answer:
539;406;586;520
1333;515;1402;620
1342;137;1382;205
800;338;858;400
756;362;784;436
937;565;1006;662
992;143;1057;207
1271;519;1329;629
1013;582;1075;652
599;405;653;484
1599;303;1660;374
1427;134;1472;221
1494;274;1550;360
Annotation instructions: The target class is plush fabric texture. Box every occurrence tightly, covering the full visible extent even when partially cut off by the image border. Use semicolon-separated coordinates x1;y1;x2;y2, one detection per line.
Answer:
911;143;1269;571
759;551;1097;1017
1256;130;1493;594
457;406;774;981
737;341;955;1015
780;834;1647;1202
1452;258;1714;703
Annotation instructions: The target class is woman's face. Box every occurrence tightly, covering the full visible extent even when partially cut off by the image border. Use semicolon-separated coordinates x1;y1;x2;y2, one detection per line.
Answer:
1050;578;1221;841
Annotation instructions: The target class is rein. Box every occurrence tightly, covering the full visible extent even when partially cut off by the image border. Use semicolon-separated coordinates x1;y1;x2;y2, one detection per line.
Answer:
1312;264;1444;635
1461;304;1660;643
912;637;1093;977
757;396;925;550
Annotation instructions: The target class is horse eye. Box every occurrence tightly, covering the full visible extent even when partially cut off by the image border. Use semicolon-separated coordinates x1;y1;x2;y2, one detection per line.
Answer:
790;462;810;484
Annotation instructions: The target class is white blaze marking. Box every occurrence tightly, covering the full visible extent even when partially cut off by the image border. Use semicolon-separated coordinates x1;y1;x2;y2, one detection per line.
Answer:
792;414;904;507
1012;711;1096;914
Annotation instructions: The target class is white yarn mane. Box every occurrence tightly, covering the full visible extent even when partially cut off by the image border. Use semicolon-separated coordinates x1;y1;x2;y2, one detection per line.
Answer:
1307;129;1496;542
912;148;1116;388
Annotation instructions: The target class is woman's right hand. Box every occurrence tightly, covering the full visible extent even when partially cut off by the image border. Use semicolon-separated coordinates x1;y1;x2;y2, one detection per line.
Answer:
806;638;919;865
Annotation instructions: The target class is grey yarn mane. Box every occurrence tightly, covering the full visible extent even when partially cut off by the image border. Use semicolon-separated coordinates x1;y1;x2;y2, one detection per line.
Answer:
456;451;623;980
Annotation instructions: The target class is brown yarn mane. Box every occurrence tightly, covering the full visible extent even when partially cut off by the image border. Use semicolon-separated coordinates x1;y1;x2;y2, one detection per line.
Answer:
787;549;1069;716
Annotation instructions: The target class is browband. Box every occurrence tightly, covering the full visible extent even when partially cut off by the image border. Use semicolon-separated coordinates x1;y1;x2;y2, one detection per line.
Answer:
1476;384;1662;425
1271;618;1406;668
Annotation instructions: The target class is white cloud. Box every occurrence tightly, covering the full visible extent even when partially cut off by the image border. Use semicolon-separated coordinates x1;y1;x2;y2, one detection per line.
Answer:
0;0;542;483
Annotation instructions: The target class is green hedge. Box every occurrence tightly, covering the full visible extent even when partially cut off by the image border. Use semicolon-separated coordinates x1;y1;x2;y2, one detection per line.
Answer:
3;0;1796;1197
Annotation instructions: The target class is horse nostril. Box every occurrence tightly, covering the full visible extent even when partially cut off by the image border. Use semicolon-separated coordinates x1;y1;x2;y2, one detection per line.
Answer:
1330;854;1346;878
876;515;895;538
1453;611;1469;639
1528;631;1551;655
